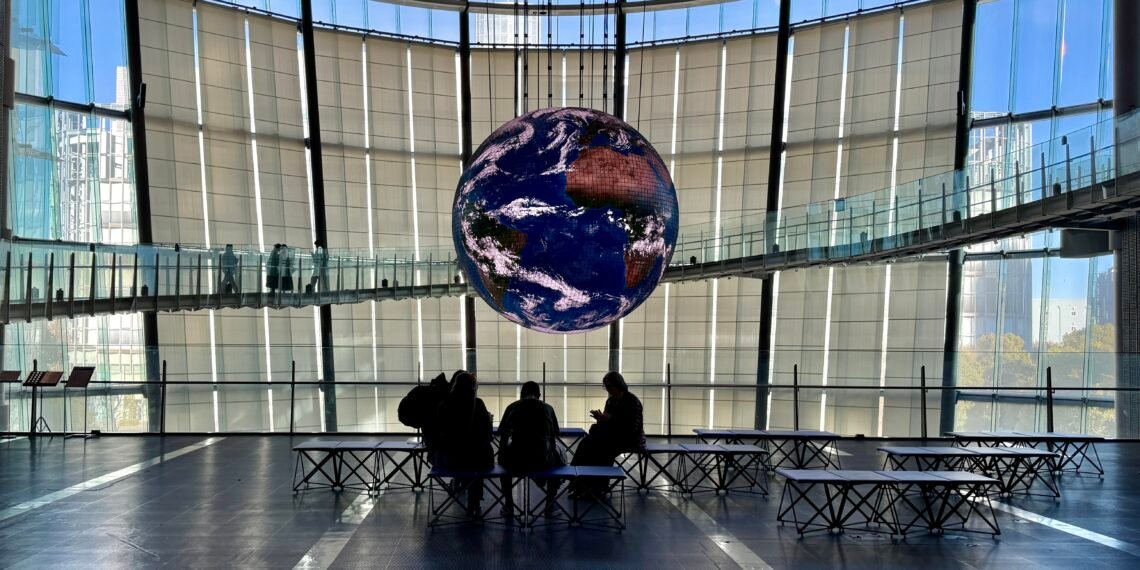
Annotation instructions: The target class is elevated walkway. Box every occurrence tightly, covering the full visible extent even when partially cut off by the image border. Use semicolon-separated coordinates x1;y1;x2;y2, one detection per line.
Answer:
2;111;1138;324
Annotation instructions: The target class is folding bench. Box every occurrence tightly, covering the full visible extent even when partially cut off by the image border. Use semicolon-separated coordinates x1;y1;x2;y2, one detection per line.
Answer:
764;430;842;469
427;465;521;528
880;446;981;471
777;469;1000;539
964;447;1060;498
524;465;580;529
292;440;344;492
619;443;688;493
334;440;383;493
1007;432;1105;476
376;441;430;492
693;428;739;445
878;471;1001;538
564;466;627;531
776;469;882;537
678;444;769;495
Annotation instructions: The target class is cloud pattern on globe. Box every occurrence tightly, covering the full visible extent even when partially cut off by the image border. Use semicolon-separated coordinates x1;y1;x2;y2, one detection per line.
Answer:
453;108;679;334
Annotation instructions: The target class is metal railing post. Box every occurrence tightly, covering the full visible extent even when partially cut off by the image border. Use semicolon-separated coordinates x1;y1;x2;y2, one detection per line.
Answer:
1063;135;1072;193
920;365;928;441
160;359;168;434
45;253;54;321
289;360;297;433
793;364;800;431
666;363;672;438
109;255;118;314
1046;366;1055;433
542;361;546;401
1090;135;1098;191
67;252;75;317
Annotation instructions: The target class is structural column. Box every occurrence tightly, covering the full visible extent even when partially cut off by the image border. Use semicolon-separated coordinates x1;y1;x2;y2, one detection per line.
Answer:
300;0;337;430
1114;0;1140;438
460;6;478;374
754;0;791;430
608;0;626;373
939;0;977;437
125;0;164;432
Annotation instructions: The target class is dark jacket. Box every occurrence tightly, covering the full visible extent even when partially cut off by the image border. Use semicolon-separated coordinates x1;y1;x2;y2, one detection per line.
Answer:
599;392;646;453
498;398;563;472
430;396;494;472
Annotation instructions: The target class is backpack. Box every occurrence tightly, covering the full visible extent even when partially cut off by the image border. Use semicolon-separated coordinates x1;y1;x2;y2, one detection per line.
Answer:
397;385;439;429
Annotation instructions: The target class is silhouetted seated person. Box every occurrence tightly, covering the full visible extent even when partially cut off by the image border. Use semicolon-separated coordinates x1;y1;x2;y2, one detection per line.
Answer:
570;372;646;496
498;381;564;517
397;373;449;446
429;371;493;515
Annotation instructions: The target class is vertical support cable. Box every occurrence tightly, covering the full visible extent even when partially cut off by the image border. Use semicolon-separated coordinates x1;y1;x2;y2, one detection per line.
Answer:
300;0;337;429
755;0;791;430
607;0;627;374
940;0;978;437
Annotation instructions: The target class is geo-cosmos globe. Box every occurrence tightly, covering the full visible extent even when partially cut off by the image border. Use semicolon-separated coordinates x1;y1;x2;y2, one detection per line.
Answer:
452;107;679;334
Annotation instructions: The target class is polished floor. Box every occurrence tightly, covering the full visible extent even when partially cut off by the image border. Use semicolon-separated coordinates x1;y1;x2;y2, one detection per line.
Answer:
0;434;1138;569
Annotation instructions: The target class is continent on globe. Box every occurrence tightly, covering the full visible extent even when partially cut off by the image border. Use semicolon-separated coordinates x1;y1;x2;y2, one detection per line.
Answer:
453;107;679;334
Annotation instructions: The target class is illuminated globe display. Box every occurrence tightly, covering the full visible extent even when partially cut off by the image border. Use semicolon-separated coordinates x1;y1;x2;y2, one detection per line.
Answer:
453;107;679;334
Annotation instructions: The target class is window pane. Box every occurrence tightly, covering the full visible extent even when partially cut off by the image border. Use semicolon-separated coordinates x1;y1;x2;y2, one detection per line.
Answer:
972;0;1014;114
53;0;90;103
1012;0;1058;113
88;0;127;106
1057;0;1104;107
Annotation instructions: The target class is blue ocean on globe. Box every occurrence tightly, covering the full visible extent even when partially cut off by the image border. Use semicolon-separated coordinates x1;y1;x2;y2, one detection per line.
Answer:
453;107;679;334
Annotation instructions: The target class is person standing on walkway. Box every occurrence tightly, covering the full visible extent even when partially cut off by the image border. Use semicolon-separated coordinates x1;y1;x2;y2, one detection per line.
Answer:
220;244;239;294
267;244;281;293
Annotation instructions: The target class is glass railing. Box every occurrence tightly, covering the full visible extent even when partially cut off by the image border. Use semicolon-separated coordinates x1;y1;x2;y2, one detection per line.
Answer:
2;111;1137;321
0;240;469;322
672;109;1140;267
0;347;1130;439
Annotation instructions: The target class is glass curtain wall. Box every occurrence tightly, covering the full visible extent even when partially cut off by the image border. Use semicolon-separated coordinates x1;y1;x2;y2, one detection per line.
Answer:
2;0;147;433
958;0;1117;435
19;0;1120;437
768;0;959;437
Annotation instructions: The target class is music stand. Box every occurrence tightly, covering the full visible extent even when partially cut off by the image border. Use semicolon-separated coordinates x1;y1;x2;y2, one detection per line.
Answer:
0;371;21;439
25;371;63;435
64;367;96;439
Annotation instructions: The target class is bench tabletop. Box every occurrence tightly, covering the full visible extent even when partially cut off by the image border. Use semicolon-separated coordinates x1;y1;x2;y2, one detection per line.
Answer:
878;471;960;484
293;440;344;450
729;429;766;436
830;471;897;484
528;465;578;478
1013;431;1105;441
560;427;588;436
879;446;979;456
762;429;839;439
336;441;383;450
718;444;769;455
945;431;998;439
574;466;626;479
776;469;847;482
679;444;726;454
693;428;738;437
924;471;998;484
377;441;425;451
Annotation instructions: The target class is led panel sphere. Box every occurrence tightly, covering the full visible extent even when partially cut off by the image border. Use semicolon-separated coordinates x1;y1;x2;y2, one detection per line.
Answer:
453;107;679;334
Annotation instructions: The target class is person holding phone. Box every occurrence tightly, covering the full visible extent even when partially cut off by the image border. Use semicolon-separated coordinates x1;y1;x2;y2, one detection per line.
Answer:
570;371;646;493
